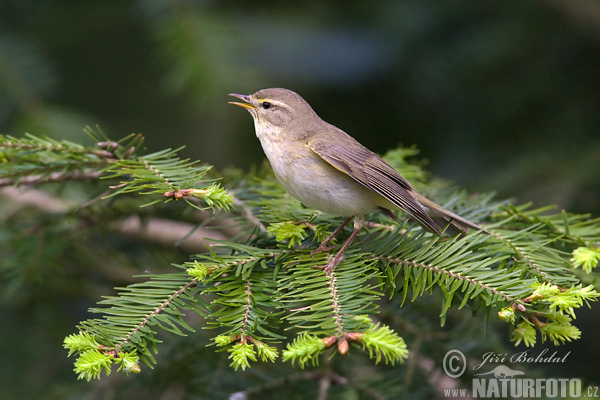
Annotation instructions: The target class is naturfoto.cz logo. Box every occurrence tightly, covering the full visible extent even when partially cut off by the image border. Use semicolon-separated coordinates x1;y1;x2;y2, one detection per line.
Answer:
441;349;598;399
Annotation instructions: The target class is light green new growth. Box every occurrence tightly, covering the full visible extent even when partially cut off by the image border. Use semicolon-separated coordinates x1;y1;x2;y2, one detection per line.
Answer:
500;281;598;346
511;321;537;347
571;246;600;273
63;332;140;381
73;349;113;382
228;342;257;371
3;131;597;379
282;333;327;368
63;332;101;357
267;221;308;247
539;322;581;345
255;340;279;363
361;323;409;365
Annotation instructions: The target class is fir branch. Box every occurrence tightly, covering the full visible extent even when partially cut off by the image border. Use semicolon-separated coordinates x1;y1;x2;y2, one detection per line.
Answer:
63;332;141;381
73;349;113;381
113;277;201;352
232;195;268;232
279;253;381;335
1;131;234;212
76;272;206;367
241;278;253;339
511;321;537;347
282;333;327;368
192;245;287;343
487;225;577;285
102;146;233;211
490;227;552;282
0;133;115;185
359;322;408;365
252;338;279;363
327;268;344;337
365;230;532;309
493;203;600;244
63;332;102;357
187;244;282;280
50;138;600;381
1;186;229;253
500;281;598;346
389;257;515;303
571;246;600;273
1;133;118;159
538;321;581;345
228;342;257;371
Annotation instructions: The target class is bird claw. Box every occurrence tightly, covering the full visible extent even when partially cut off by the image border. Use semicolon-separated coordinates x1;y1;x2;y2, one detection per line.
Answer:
313;254;344;276
323;262;336;276
310;244;336;259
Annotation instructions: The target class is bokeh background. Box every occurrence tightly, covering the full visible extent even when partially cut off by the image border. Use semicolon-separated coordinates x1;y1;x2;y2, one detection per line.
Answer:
2;0;598;212
1;0;599;398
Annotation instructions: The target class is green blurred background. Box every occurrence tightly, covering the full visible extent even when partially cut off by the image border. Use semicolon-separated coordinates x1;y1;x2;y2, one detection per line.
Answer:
1;0;599;398
2;0;598;212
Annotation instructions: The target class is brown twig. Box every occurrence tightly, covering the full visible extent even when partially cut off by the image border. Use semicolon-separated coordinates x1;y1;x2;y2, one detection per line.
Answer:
0;170;103;187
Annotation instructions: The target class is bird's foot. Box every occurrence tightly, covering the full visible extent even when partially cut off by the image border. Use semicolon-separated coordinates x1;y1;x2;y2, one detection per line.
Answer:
310;243;337;258
310;216;354;259
313;254;344;276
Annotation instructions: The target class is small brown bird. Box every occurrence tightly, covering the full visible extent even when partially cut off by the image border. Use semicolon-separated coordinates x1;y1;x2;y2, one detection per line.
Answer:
230;88;486;274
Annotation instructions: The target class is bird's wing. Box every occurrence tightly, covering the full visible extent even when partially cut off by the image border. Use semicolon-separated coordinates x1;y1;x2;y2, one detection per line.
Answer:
307;136;442;235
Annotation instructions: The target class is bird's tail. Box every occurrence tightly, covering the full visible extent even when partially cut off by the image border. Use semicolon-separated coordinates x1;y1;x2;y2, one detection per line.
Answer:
412;192;489;236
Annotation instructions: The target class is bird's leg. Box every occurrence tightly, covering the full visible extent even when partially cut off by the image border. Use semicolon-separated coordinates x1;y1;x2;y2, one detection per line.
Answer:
317;216;365;276
311;216;354;257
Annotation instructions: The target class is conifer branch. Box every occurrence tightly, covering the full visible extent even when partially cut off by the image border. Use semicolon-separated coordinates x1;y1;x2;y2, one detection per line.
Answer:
0;134;118;159
75;272;207;369
375;255;516;304
489;228;552;282
29;137;594;380
1;186;228;252
241;278;253;339
327;271;344;337
115;277;201;352
232;195;268;232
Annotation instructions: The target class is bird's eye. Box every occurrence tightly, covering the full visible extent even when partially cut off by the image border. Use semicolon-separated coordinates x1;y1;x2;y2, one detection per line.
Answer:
261;101;272;110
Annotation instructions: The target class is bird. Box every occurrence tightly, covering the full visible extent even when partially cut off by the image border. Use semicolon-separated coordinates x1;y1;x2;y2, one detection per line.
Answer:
229;88;487;274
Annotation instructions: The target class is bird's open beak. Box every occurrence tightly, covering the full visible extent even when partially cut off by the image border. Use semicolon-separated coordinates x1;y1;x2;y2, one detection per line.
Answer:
228;93;256;109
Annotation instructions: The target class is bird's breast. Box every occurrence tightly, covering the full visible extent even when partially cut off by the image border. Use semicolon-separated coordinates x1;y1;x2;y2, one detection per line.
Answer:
254;127;381;216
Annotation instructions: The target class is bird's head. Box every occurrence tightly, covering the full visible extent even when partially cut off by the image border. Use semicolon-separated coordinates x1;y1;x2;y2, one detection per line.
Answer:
229;88;319;133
